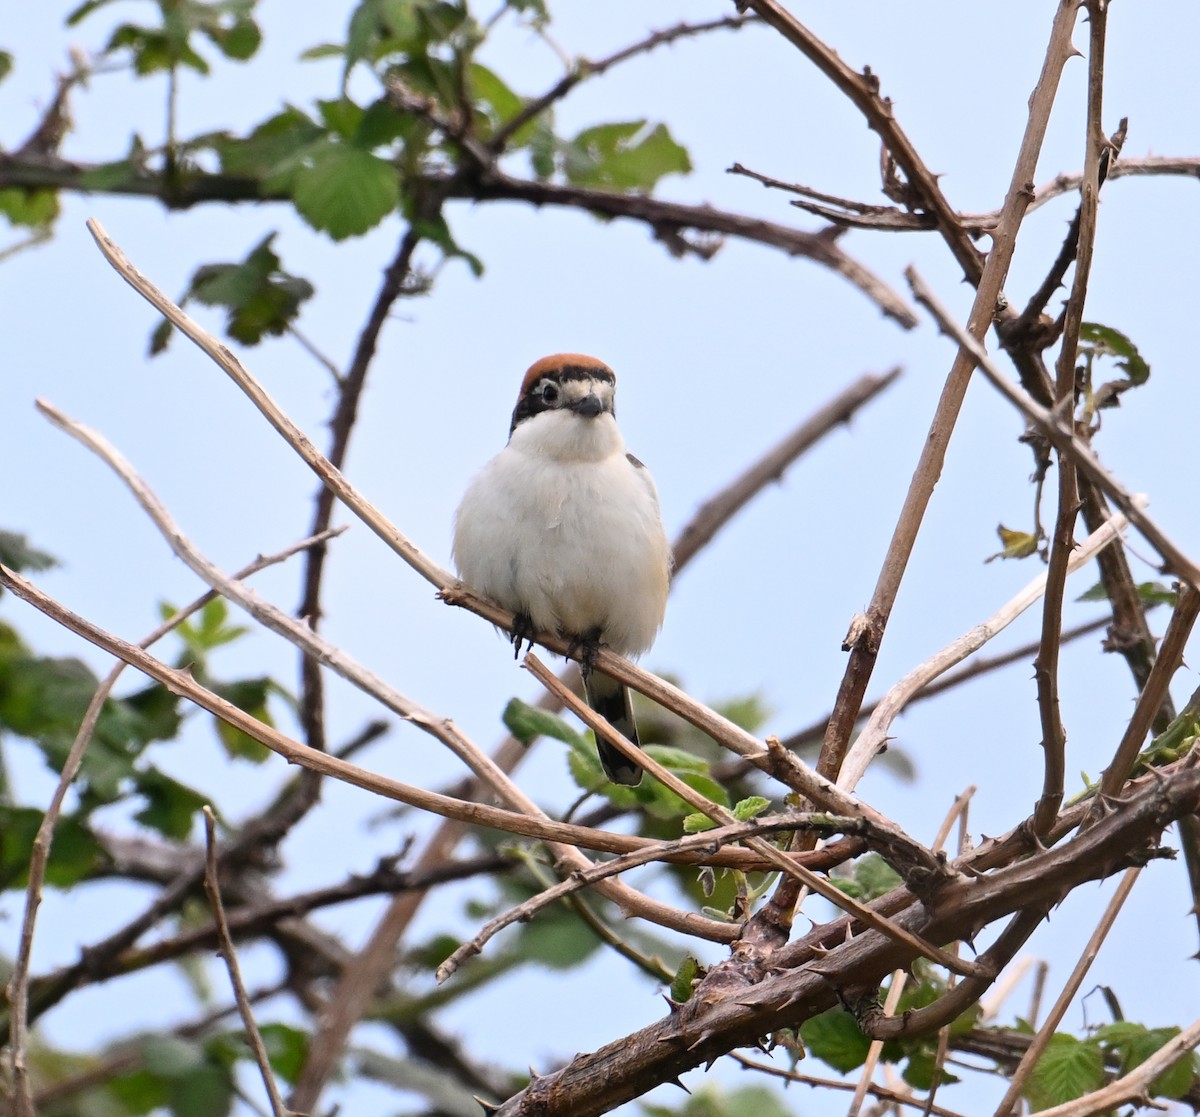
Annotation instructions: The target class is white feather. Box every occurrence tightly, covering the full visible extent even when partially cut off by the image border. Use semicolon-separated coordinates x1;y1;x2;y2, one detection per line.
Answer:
453;408;670;656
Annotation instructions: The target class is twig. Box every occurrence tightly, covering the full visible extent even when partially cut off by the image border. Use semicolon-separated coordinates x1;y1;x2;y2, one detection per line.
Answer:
742;0;984;280
815;0;1083;783
931;787;976;855
773;614;1111;760
731;1054;970;1117
1094;584;1200;803
437;811;870;982
672;367;901;571
453;171;919;326
838;502;1139;793
905;267;1200;589
491;15;760;150
0;565;768;883
202;808;294;1117
526;653;988;981
291;367;899;1106
992;867;1142;1117
1032;0;1111;837
3;528;341;1112
849;970;908;1117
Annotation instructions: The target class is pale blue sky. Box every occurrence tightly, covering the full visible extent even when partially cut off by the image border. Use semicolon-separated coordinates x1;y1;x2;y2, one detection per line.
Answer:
3;3;1199;1114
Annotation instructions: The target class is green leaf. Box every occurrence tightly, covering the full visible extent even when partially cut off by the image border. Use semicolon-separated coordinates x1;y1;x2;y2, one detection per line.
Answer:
901;1049;959;1090
202;16;261;61
183;233;315;347
107;24;210;76
291;143;400;239
412;211;484;276
515;904;601;968
209;677;274;762
502;697;588;750
0;531;58;575
1025;1034;1105;1110
216;107;325;179
0;806;104;889
986;523;1039;563
1076;579;1178;608
134;769;209;839
732;796;770;822
646;1084;795;1117
800;1008;871;1074
67;0;123;27
561;119;692;193
1096;1022;1196;1099
0;186;60;229
470;62;530;143
167;597;250;658
1079;322;1150;386
317;96;364;140
670;955;700;1004
834;853;902;901
0;51;13;84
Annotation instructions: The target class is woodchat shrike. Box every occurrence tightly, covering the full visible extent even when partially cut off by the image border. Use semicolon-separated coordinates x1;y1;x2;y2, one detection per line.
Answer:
453;354;671;785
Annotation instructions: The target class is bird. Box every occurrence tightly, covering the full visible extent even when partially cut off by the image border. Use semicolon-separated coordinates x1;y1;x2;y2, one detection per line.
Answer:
453;353;671;785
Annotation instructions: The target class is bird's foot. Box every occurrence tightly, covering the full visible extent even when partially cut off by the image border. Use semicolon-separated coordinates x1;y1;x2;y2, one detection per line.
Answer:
566;627;604;678
510;612;535;660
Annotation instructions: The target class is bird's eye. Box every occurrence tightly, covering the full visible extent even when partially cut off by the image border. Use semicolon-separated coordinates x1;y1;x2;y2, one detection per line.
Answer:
539;382;559;404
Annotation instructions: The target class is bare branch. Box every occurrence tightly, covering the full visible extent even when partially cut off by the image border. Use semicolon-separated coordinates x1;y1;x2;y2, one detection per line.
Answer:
3;527;342;1109
905;267;1200;589
817;0;1083;781
839;501;1139;794
992;867;1142;1117
202;808;295;1117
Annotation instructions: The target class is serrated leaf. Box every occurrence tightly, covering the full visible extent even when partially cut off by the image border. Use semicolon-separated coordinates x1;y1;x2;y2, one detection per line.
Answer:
502;697;587;750
291;143;400;239
682;811;716;833
986;523;1039;563
800;1008;871;1073
1026;1034;1105;1110
1080;321;1150;385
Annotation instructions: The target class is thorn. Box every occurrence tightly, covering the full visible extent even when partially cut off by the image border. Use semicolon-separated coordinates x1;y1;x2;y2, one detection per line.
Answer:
662;993;684;1013
473;1097;501;1115
667;1077;691;1094
527;1066;541;1081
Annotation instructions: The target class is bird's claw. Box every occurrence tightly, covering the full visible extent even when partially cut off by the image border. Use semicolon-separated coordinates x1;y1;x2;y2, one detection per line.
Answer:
510;612;535;659
566;627;604;678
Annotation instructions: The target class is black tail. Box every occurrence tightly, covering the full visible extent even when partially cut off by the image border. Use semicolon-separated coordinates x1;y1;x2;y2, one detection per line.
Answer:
582;670;643;786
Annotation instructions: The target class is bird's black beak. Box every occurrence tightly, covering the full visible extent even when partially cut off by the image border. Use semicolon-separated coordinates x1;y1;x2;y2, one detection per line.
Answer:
573;393;603;418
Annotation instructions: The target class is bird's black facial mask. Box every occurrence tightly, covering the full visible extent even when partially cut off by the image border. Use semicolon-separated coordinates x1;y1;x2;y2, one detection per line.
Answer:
509;368;616;434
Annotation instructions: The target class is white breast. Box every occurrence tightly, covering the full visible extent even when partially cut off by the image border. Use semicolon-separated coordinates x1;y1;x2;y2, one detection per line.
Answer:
453;411;670;656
